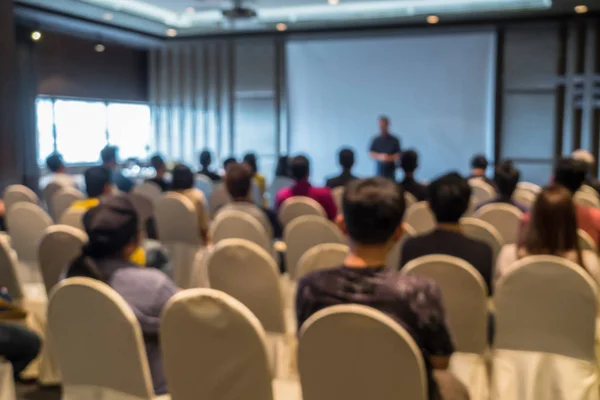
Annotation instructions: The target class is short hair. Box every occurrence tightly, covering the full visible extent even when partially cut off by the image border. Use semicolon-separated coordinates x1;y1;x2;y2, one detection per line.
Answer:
379;115;390;123
223;157;237;170
150;154;165;171
338;148;355;170
84;166;111;198
343;178;405;245
46;153;64;173
428;172;472;224
100;146;118;164
199;150;212;168
400;150;419;173
554;157;587;193
243;153;258;173
171;164;194;190
494;160;520;198
471;154;488;170
225;162;253;199
290;155;310;181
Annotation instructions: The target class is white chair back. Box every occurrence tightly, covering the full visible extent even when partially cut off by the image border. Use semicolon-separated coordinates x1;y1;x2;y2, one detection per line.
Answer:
6;202;52;266
578;229;597;252
284;215;346;279
469;179;496;206
155;192;201;246
48;278;156;400
474;203;523;244
332;187;344;211
574;191;600;208
580;185;599;197
42;181;66;219
295;243;349;280
279;196;326;227
128;192;154;233
404;191;418;209
195;174;214;200
299;305;427;400
38;225;87;294
0;234;24;299
161;289;276;400
4;184;39;213
51;187;85;222
516;182;541;194
59;207;86;231
210;209;272;255
403;202;436;235
0;359;16;400
209;184;231;217
267;177;294;208
385;223;417;271
512;188;537;209
132;182;162;202
461;217;504;262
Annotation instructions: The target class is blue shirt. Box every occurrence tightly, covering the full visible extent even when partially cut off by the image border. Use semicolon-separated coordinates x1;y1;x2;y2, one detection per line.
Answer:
370;134;401;179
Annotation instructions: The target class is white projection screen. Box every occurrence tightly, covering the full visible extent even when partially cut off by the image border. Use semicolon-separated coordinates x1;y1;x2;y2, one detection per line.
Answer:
286;29;497;184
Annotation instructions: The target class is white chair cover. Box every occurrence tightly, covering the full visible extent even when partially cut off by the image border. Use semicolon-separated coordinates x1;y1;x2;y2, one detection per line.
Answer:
209;184;231;217
332;187;344;211
129;192;155;233
51;187;85;222
404;191;418;210
295;243;349;280
469;179;496;206
580;185;599;198
474;203;523;244
267;177;294;208
403;202;436;235
516;182;541;195
402;255;489;400
512;189;536;209
385;223;417;271
4;184;39;213
161;289;300;400
299;304;427;400
461;217;504;263
42;181;67;220
59;207;86;231
219;202;274;239
195;174;214;200
210;210;272;255
284;215;346;278
0;359;16;400
279;197;326;227
575;191;600;208
492;256;599;400
133;182;162;203
48;278;164;400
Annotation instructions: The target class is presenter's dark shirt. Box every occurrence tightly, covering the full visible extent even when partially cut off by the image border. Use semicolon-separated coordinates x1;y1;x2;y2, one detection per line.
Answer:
370;133;401;179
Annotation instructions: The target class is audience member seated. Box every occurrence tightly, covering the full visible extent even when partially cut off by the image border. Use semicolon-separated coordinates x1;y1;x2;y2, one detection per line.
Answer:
101;146;134;193
519;158;600;247
325;148;358;189
275;155;338;220
572;149;600;195
220;162;282;238
296;178;468;400
170;164;210;244
400;172;494;294
243;153;266;203
222;157;237;177
469;154;495;189
198;150;221;182
275;155;292;179
497;184;600;288
399;149;428;202
42;153;76;189
146;154;169;192
66;196;178;395
476;160;527;213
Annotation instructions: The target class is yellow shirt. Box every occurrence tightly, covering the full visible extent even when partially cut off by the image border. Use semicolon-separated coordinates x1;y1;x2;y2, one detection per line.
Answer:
254;173;267;207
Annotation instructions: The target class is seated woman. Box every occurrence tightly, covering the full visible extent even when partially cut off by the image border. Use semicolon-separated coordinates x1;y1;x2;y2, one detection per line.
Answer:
495;183;600;289
170;164;210;244
66;195;178;395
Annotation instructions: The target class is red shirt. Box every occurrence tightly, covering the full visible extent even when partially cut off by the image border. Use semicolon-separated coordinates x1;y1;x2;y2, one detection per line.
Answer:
275;179;338;220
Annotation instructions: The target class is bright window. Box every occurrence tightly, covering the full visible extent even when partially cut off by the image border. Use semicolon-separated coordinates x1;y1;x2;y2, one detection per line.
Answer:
36;99;55;165
107;103;152;160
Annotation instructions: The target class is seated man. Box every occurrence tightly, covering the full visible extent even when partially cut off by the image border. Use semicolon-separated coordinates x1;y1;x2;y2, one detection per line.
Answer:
325;148;358;189
170;164;210;244
401;172;493;294
296;178;468;400
476;160;528;213
572;149;600;195
399;149;428;201
469;154;495;189
199;150;221;182
41;153;76;189
220;162;282;238
101;146;134;193
275;155;338;220
146;154;169;192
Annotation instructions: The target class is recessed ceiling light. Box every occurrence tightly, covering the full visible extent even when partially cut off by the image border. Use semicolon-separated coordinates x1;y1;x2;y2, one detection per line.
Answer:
426;15;440;24
574;5;588;13
185;7;195;13
103;13;114;21
31;31;42;41
328;0;340;5
276;23;287;31
166;28;178;37
94;44;106;53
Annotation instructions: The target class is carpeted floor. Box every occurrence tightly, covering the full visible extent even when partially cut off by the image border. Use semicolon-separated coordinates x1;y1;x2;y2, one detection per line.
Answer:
16;383;61;400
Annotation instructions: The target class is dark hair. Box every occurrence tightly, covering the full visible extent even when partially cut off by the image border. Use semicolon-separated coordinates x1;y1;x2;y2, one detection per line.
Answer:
46;153;64;173
471;154;488;170
223;157;237;170
100;146;118;165
150;154;165;171
275;156;290;178
291;155;310;181
200;150;212;168
379;115;390;123
171;164;194;190
400;150;419;173
494;160;520;199
428;172;472;223
343;178;405;245
243;153;258;174
338;148;355;170
225;162;253;199
84;166;111;198
554;157;587;193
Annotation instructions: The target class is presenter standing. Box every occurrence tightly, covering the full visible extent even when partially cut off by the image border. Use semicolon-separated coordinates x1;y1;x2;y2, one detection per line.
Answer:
369;116;401;180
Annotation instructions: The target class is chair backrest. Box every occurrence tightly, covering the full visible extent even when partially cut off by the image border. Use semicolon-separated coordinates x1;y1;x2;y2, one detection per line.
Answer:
404;191;418;210
195;174;214;200
284;215;346;278
6;202;53;264
460;217;504;262
574;190;600;208
267;176;294;208
42;181;67;219
494;256;597;361
59;207;86;231
295;243;349;280
132;181;162;202
128;192;154;232
210;209;272;254
403;202;436;235
516;181;541;195
279;196;326;227
207;239;285;333
161;289;274;400
0;234;24;299
580;184;599;197
474;203;523;244
385;223;417;271
209;184;231;217
48;278;155;399
578;229;597;252
299;304;427;400
4;184;39;213
402;255;488;354
512;188;537;209
51;187;85;222
331;187;345;211
38;225;87;294
469;179;496;206
155;192;201;245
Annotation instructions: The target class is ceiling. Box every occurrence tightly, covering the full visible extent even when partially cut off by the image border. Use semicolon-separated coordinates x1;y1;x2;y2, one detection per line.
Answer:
13;0;599;38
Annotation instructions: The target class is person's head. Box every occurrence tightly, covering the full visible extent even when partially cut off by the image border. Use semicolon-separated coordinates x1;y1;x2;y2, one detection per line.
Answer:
494;160;520;199
290;155;310;181
171;164;194;191
470;154;488;175
338;148;355;171
400;149;419;175
100;146;119;168
84;166;112;198
225;162;253;200
572;149;594;174
554;157;587;193
150;154;166;177
338;177;405;250
378;115;390;134
199;150;213;169
243;153;258;175
46;153;65;173
275;156;290;178
223;157;237;171
428;172;472;224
